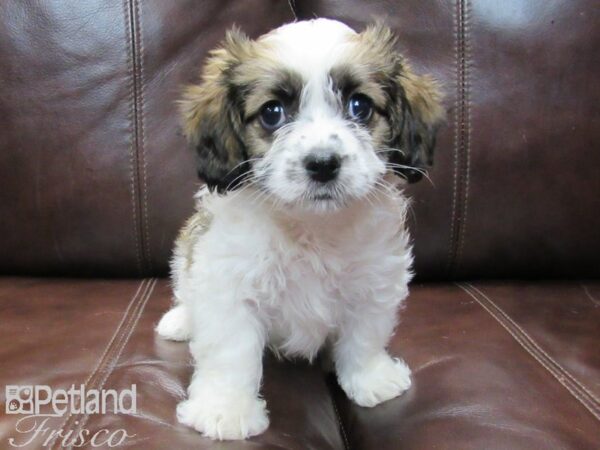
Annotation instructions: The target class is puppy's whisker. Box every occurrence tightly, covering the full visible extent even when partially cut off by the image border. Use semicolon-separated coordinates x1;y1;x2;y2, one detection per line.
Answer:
223;171;253;192
225;176;261;199
383;163;434;187
375;148;406;155
371;184;397;203
217;156;266;191
373;179;417;223
384;163;426;174
246;185;267;205
363;189;377;208
223;157;263;178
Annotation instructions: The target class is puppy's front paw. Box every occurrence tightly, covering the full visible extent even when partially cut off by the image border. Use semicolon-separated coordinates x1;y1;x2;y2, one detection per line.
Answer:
156;305;191;342
338;354;411;407
176;394;269;440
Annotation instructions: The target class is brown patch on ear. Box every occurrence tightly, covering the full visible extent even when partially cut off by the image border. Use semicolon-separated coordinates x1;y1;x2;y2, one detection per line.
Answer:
179;28;255;192
400;68;445;132
392;63;445;182
351;21;398;69
352;22;445;182
356;22;445;182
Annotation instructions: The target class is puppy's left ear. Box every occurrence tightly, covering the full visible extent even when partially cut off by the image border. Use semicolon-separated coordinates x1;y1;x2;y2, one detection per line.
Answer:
390;65;445;183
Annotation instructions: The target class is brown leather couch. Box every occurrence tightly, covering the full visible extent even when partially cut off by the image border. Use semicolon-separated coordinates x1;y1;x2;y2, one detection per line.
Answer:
1;1;599;449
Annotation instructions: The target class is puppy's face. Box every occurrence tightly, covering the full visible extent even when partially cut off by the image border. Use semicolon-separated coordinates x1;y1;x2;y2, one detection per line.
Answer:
181;19;444;211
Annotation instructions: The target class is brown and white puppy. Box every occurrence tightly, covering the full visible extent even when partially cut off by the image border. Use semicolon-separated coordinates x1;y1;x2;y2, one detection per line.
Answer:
157;19;444;440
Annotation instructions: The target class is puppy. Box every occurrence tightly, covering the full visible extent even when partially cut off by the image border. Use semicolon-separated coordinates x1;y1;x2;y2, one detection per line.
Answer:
157;18;444;440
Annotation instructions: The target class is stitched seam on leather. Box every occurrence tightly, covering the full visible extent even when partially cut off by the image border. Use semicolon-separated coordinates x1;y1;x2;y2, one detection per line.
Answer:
460;283;600;421
64;279;157;449
581;283;600;307
47;278;149;449
124;0;143;276
50;279;154;450
455;1;471;271
446;0;460;276
458;283;600;421
465;284;600;421
125;0;150;275
133;0;152;274
462;283;600;416
447;0;471;278
328;384;351;450
287;0;298;20
467;283;600;404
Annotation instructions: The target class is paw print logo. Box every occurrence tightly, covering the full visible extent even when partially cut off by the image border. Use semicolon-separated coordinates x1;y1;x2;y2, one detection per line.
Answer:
5;386;34;414
7;399;20;412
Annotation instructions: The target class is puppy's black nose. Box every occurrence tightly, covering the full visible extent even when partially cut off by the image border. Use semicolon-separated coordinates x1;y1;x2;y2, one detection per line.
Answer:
304;153;341;183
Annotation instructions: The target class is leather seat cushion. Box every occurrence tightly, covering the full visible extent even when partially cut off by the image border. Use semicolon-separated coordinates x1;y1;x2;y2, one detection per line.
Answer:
332;282;600;449
1;278;598;449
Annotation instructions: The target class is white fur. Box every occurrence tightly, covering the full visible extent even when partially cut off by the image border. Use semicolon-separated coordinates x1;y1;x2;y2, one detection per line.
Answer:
264;18;357;79
157;19;415;441
158;187;413;439
254;19;386;212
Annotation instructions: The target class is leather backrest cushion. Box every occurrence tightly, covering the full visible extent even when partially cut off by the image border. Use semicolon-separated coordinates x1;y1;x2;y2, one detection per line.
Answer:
0;0;295;277
1;0;598;279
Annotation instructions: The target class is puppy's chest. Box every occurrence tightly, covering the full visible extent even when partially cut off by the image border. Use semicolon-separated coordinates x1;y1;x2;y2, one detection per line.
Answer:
258;220;406;318
252;219;407;358
268;224;371;285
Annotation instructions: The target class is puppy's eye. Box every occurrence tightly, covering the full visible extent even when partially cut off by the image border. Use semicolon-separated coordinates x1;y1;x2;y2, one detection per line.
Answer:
348;94;373;123
259;101;286;131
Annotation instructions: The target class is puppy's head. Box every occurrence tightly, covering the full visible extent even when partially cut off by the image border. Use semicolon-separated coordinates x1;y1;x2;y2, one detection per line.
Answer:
181;19;444;210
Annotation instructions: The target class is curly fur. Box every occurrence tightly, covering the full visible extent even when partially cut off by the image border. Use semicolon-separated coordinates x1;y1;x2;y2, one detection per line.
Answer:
156;18;443;440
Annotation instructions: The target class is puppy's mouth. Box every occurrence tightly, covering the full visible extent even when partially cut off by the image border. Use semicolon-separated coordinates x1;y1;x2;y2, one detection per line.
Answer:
311;193;334;201
308;181;343;201
300;183;353;211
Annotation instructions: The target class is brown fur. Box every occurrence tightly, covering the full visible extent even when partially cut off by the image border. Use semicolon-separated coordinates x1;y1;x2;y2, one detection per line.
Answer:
352;22;445;181
179;21;444;189
174;208;212;271
179;29;258;192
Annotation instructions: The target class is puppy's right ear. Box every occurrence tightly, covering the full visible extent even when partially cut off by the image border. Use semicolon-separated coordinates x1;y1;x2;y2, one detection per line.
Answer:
180;29;253;192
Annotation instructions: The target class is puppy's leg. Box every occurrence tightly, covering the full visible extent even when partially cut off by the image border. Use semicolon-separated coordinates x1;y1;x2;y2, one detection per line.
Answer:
177;303;268;440
156;304;192;342
157;234;193;341
334;290;411;407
